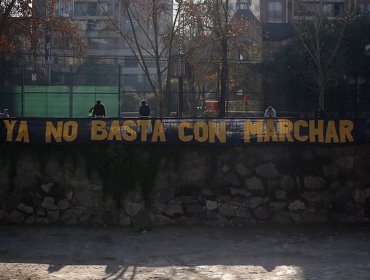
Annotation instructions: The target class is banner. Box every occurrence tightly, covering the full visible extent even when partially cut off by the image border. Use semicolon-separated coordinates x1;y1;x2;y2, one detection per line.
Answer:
0;118;365;145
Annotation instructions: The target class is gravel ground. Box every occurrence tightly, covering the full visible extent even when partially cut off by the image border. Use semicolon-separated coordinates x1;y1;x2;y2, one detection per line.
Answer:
0;224;369;280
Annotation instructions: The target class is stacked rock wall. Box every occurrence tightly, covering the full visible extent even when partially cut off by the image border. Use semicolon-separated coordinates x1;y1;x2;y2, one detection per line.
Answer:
0;144;369;226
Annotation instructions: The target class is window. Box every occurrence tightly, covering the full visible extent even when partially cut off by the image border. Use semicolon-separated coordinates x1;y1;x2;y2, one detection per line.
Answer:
333;4;344;17
146;59;156;68
123;74;139;87
323;4;334;17
268;2;283;23
124;19;139;33
86;20;96;31
296;3;343;17
87;2;97;16
74;1;107;16
74;2;87;16
124;56;139;67
89;38;117;49
239;0;250;10
56;0;72;17
97;2;109;16
360;4;370;13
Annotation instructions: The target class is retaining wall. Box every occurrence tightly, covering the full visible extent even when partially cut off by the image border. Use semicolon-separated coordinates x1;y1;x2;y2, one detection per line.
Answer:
0;144;370;226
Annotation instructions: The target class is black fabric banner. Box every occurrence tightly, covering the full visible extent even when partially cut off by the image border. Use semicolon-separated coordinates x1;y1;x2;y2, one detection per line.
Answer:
0;118;366;145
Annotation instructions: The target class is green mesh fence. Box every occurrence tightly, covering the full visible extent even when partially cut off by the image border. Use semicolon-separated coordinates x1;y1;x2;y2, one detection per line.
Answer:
0;86;119;118
72;86;119;118
0;87;23;116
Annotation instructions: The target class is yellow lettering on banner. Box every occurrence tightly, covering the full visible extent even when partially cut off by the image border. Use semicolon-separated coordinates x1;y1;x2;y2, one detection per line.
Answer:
278;119;294;142
4;120;17;142
325;120;339;143
194;122;208;142
339;120;354;143
264;119;278;142
45;121;63;143
243;120;263;143
178;122;193;142
91;120;108;141
107;120;122;141
151;120;166;142
294;120;308;142
46;121;77;142
309;120;324;143
62;121;78;142
15;121;30;143
209;121;226;143
137;120;150;141
122;120;137;141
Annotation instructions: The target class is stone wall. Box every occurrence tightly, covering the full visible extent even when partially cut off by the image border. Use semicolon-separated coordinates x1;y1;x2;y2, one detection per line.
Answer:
0;144;370;226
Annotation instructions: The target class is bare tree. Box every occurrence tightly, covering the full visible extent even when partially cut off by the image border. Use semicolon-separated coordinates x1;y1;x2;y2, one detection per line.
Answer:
178;0;257;116
100;0;184;117
293;0;351;112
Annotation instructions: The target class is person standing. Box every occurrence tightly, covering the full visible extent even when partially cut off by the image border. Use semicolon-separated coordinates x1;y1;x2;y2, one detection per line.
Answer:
139;100;150;117
264;106;276;119
0;109;10;118
92;99;106;118
263;106;278;134
139;100;152;134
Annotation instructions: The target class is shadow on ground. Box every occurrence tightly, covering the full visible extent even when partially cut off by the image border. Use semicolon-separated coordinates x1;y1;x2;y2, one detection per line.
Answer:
0;224;369;279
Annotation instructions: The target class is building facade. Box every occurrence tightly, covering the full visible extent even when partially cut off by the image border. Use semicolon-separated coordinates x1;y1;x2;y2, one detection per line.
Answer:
42;0;173;90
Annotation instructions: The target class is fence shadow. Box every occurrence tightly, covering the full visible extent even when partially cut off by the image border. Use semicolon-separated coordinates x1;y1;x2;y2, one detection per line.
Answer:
0;224;370;279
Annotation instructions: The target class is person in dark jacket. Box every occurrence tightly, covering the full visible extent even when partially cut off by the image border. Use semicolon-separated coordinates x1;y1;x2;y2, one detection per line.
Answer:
139;100;150;117
93;99;106;118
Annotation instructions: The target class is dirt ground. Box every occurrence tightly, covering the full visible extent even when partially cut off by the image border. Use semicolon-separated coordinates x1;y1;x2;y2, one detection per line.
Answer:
0;224;369;280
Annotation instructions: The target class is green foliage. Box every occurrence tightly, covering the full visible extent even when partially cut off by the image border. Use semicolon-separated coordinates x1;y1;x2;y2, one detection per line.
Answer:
266;15;370;112
263;40;308;103
121;92;142;112
341;15;370;78
121;91;157;115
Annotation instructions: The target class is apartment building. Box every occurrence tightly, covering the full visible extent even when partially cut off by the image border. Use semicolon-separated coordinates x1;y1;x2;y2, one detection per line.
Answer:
259;0;370;24
49;0;173;89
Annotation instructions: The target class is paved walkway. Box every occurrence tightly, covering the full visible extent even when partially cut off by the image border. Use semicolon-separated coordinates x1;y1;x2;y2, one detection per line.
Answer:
0;225;369;280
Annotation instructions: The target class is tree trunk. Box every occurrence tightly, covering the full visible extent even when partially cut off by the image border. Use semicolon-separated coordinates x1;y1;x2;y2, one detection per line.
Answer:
157;88;164;117
318;86;325;113
317;68;325;112
158;102;164;117
219;38;228;118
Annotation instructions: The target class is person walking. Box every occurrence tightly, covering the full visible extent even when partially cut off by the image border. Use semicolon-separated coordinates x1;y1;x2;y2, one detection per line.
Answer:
92;100;106;118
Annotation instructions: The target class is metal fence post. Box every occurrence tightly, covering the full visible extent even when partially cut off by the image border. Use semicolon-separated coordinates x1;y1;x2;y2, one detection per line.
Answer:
178;76;184;117
118;64;122;117
69;65;73;118
21;65;25;117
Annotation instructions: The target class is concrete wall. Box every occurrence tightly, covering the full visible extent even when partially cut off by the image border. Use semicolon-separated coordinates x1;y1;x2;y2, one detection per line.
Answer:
0;144;370;226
